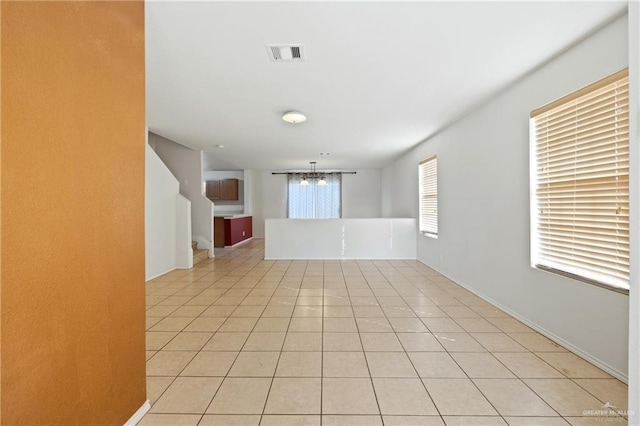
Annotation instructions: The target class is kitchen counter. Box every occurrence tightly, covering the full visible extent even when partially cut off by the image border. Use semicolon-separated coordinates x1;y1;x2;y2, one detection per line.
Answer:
214;215;253;247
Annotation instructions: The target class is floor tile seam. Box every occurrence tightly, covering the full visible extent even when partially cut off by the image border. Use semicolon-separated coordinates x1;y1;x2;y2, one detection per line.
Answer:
450;349;521;380
470;375;563;418
143;409;212;416
551;376;629;418
438;343;511;420
146;374;181;413
370;261;484;420
350;263;393;418
202;255;277;417
321;264;367;419
507;352;570;381
148;246;621;422
448;316;502;334
149;347;224;415
457;328;521;355
259;264;305;423
147;314;202;334
320;262;326;422
362;264;440;388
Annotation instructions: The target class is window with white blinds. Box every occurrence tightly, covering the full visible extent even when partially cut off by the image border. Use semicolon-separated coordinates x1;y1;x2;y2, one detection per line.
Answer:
530;68;629;292
419;156;438;236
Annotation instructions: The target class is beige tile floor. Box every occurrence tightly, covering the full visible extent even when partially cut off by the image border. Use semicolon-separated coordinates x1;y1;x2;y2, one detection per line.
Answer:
140;239;628;426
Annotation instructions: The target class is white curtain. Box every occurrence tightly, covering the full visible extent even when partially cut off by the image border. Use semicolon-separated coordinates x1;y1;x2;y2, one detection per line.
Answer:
287;173;341;218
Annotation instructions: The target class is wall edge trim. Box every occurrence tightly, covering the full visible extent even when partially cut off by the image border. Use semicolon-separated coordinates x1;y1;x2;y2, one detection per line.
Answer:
123;400;150;426
420;260;629;383
227;237;253;248
146;268;176;283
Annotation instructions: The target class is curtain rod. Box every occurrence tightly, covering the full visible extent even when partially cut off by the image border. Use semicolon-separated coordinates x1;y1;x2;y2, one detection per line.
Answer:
271;171;357;175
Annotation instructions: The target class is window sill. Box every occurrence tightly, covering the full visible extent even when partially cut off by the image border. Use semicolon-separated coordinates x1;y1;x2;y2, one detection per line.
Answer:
421;232;438;239
533;264;629;296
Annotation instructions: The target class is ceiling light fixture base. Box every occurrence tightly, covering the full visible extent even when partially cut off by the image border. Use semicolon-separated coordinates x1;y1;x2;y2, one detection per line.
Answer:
282;110;307;124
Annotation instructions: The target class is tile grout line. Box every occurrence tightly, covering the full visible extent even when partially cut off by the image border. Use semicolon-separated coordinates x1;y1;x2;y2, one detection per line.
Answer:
398;260;555;422
145;263;241;415
145;249;240;417
186;245;270;418
320;260;325;424
142;240;628;424
354;261;388;422
369;260;444;424
194;248;271;419
394;260;511;422
259;259;303;423
404;260;568;421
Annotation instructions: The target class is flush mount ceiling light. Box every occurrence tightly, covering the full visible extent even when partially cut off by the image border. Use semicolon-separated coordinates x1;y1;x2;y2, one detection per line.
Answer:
282;111;307;124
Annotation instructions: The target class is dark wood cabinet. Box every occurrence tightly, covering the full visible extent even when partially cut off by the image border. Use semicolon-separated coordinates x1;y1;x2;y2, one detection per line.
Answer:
206;179;238;201
206;180;220;200
219;179;239;200
214;217;226;247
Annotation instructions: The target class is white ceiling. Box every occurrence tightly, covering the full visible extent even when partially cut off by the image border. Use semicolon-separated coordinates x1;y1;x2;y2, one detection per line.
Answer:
146;1;626;171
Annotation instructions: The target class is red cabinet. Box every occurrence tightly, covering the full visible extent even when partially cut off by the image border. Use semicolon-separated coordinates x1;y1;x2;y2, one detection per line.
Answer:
214;216;252;247
224;216;252;246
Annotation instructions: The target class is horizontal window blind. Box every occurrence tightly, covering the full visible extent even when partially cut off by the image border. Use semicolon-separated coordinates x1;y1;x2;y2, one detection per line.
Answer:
419;156;438;235
531;68;629;291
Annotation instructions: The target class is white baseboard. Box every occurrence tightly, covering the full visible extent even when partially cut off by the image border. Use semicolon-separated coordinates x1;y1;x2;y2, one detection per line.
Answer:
229;237;253;248
145;268;176;282
124;400;150;426
420;261;629;384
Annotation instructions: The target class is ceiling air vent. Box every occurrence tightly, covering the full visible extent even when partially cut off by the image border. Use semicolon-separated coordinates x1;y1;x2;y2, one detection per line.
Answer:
266;44;305;62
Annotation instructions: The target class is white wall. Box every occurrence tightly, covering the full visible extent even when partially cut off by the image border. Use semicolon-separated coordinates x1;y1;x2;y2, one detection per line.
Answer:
265;218;417;260
250;169;383;238
381;166;395;218
203;170;244;180
251;171;287;238
382;15;630;379
145;143;179;280
175;194;193;269
244;169;254;215
150;132;214;256
341;170;382;218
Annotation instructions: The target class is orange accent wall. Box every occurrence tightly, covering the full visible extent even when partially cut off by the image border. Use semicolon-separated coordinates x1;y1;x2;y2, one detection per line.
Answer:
1;2;146;424
0;3;3;424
